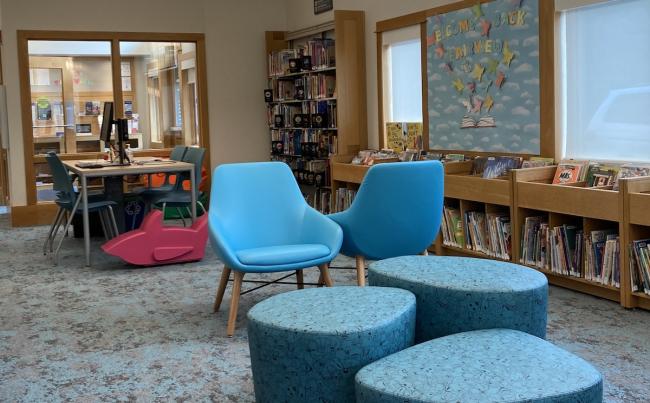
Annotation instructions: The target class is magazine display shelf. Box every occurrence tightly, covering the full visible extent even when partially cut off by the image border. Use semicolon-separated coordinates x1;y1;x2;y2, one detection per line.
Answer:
512;166;623;304
620;177;650;310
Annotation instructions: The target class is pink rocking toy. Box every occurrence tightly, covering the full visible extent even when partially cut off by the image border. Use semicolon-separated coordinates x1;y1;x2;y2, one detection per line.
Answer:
102;210;208;266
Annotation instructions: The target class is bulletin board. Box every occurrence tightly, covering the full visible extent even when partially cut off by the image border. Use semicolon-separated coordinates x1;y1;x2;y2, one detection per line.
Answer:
426;0;541;154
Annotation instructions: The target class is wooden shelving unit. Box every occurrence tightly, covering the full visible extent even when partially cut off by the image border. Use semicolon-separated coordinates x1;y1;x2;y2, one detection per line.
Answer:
331;160;650;311
265;10;367;214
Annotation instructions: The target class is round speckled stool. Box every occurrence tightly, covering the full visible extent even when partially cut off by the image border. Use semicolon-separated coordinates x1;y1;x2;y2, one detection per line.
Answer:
355;328;603;403
368;256;548;342
247;286;416;403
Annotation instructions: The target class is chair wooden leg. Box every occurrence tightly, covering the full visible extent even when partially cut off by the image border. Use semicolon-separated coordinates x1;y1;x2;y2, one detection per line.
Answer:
227;271;244;337
213;266;232;312
421;249;429;256
317;272;324;287
296;270;304;289
356;255;366;287
318;263;333;287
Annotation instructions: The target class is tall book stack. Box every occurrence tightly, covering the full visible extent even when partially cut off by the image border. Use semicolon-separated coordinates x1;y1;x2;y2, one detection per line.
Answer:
334;188;356;212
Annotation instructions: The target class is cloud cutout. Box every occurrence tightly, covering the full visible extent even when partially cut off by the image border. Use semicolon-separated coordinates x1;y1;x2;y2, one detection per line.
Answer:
524;123;540;133
512;106;531;116
481;136;491;143
439;136;448;141
514;63;533;74
523;36;538;47
435;85;448;92
521;91;532;99
503;82;520;91
501;95;513;101
429;73;442;81
511;134;522;141
429;110;441;118
524;78;540;85
444;105;460;114
436;123;450;131
505;123;520;130
529;50;539;57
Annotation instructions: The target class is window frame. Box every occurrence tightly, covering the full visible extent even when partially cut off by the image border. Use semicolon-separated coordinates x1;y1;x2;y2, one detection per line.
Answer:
17;30;210;206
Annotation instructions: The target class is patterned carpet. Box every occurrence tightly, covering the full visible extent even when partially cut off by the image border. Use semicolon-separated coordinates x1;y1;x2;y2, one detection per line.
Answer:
1;215;649;402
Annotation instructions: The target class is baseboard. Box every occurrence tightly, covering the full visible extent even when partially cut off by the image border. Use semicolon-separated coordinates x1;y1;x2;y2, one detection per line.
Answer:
10;203;58;227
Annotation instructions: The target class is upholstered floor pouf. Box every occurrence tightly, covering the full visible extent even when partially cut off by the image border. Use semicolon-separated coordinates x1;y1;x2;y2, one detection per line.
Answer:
368;256;548;342
355;328;603;403
247;286;416;403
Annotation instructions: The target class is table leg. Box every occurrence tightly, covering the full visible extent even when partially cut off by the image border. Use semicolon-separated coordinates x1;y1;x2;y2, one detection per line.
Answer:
81;175;91;267
190;166;197;223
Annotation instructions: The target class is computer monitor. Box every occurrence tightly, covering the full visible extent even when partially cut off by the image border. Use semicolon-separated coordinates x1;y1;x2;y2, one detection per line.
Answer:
100;101;114;143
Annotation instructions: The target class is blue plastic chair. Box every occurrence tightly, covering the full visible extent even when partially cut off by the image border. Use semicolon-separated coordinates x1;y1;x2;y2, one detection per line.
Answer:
151;147;206;224
208;161;343;336
137;145;188;197
42;152;119;264
329;161;444;286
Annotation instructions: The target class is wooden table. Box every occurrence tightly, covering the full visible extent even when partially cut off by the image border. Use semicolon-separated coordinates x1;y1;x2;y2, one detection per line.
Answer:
63;159;196;266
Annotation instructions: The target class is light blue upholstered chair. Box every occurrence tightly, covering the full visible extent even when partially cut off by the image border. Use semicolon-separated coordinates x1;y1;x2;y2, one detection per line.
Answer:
208;161;343;336
329;161;444;285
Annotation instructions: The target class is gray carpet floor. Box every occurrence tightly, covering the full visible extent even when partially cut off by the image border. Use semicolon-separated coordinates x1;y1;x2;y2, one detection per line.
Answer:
1;215;649;402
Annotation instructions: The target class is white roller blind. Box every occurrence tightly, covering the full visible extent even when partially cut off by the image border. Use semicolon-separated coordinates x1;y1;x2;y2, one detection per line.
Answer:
382;25;422;123
561;0;650;161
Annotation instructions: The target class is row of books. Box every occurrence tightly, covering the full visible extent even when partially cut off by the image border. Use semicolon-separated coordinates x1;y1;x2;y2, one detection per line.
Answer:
300;39;336;71
520;217;620;287
464;211;512;260
441;206;464;248
471;156;554;179
334;188;357;213
268;39;336;77
630;239;650;295
304;188;332;214
267;102;336;129
272;157;330;188
270;130;337;158
270;75;336;101
552;160;650;189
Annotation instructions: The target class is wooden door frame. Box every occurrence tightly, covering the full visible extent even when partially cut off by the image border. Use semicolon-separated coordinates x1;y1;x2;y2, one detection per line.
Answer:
17;30;211;208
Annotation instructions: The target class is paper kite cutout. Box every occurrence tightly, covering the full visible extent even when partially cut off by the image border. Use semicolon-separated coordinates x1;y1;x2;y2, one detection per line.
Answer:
487;58;499;74
502;41;515;67
443;62;454;73
496;71;506;88
435;43;445;58
471;97;483;113
471;64;485;82
467;82;477;93
452;78;465;94
484;94;494;112
480;19;492;37
472;3;483;18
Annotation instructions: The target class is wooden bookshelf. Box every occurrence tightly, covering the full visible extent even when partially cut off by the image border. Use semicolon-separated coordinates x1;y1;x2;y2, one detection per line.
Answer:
265;10;366;214
330;159;650;311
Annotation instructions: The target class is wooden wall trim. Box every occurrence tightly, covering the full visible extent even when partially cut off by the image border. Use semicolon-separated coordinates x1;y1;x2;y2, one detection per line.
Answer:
420;22;429;150
16;30;210;207
10;203;59;227
539;0;556;158
376;11;426;33
376;32;385;149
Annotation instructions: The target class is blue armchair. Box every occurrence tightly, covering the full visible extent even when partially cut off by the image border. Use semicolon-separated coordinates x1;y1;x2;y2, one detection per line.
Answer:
329;161;444;286
208;162;342;336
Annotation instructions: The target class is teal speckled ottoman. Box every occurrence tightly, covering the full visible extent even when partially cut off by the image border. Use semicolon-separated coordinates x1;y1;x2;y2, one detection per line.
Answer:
247;286;416;403
368;256;548;342
355;329;603;403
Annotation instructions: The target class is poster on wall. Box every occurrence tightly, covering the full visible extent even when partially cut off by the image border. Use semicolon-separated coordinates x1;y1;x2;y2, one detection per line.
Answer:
426;0;540;154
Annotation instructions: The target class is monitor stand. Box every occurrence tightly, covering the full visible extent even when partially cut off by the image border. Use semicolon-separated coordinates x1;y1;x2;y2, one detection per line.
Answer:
113;118;130;166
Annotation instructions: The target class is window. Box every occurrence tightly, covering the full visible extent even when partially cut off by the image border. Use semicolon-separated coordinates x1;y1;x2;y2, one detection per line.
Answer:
121;42;200;149
381;26;423;124
20;33;206;205
561;0;650;162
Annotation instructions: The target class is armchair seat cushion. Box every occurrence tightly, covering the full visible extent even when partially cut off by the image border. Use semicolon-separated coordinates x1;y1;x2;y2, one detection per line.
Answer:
236;244;330;266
